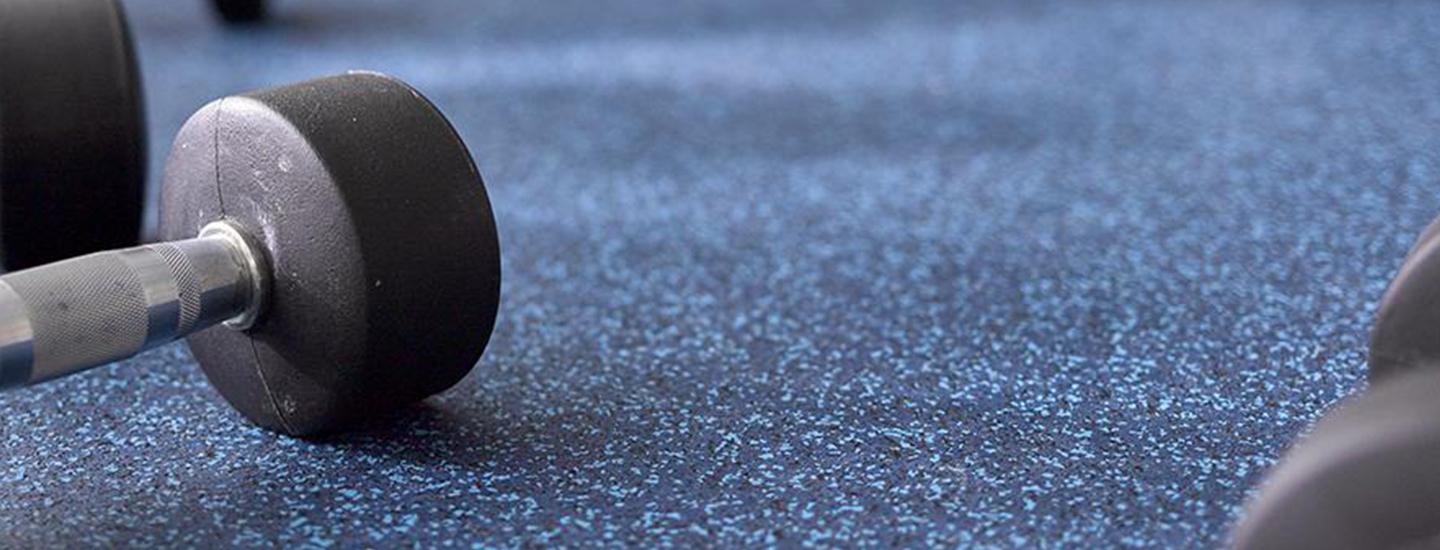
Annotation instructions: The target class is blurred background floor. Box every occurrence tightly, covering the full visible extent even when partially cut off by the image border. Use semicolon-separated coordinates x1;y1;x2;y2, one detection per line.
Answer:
4;0;1440;546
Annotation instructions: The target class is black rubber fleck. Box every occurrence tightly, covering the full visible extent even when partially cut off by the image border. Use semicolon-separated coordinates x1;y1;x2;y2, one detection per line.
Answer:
158;72;502;436
0;0;145;270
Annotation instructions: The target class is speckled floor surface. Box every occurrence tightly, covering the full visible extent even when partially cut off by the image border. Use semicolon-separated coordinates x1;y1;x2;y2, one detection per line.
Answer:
3;0;1438;546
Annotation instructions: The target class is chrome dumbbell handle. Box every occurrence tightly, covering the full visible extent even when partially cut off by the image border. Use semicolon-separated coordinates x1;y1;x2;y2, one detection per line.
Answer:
0;221;268;388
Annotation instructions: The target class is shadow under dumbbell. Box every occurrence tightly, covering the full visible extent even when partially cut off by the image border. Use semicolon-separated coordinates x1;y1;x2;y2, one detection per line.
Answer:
315;401;507;470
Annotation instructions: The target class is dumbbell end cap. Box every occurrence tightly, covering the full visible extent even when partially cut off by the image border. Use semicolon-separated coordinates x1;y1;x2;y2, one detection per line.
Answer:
159;72;501;436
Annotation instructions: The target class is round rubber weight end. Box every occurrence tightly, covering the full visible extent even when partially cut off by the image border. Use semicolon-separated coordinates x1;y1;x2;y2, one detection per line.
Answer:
158;72;501;436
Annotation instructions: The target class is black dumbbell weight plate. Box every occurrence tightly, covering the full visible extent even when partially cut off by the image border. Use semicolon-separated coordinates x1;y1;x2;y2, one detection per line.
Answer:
0;0;145;270
158;72;502;436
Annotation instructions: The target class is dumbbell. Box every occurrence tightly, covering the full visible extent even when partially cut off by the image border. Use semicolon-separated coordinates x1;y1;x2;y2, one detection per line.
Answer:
1232;217;1440;547
0;72;502;436
213;0;266;23
0;0;272;271
0;0;146;271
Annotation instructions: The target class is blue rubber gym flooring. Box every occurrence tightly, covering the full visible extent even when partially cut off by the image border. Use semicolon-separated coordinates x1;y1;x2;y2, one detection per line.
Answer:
3;0;1439;546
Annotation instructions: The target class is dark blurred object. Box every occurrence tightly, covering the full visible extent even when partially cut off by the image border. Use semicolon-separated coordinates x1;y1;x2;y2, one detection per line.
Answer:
1369;214;1440;383
0;0;145;270
1231;368;1440;549
213;0;265;23
1234;215;1440;548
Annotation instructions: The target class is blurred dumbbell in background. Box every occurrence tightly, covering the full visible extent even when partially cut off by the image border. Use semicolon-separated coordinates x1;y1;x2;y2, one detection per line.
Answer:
0;0;274;271
0;0;146;270
212;0;266;23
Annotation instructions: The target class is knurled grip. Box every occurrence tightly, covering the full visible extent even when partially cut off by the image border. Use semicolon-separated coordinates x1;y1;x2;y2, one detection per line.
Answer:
6;251;151;382
0;232;255;387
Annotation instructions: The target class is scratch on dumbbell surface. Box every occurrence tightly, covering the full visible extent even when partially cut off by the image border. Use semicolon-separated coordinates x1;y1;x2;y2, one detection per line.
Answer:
212;98;228;217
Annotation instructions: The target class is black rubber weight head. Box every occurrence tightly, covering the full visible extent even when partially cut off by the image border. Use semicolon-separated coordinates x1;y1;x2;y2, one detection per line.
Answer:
158;72;502;436
213;0;266;23
0;0;145;270
1370;215;1440;381
1231;369;1440;549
